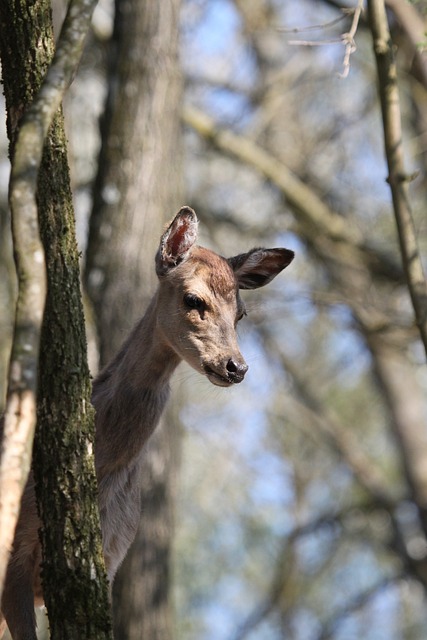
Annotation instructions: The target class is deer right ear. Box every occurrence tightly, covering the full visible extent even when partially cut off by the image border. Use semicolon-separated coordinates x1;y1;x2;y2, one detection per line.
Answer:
229;247;294;289
156;206;198;276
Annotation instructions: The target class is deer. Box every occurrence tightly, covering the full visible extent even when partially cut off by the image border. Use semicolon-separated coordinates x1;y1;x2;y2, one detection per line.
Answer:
0;206;294;640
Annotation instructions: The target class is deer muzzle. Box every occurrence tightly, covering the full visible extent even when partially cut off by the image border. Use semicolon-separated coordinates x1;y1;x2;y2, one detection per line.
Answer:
204;357;248;387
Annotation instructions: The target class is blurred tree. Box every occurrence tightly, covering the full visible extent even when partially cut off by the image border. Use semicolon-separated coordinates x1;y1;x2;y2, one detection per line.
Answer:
84;0;183;637
175;0;427;637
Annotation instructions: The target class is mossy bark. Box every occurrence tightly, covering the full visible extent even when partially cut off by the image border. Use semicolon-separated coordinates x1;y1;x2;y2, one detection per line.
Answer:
35;111;112;640
0;2;52;137
0;1;112;637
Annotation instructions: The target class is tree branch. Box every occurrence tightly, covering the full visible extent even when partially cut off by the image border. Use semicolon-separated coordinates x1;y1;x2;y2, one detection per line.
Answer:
316;574;401;640
182;104;404;284
367;0;427;360
232;500;402;640
363;327;427;533
272;347;398;509
385;0;427;91
184;105;362;243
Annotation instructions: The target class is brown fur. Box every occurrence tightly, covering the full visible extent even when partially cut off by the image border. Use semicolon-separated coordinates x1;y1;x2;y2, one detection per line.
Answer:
0;207;294;639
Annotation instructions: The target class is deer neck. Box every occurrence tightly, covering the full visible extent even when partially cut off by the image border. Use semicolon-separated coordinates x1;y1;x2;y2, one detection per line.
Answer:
92;290;180;479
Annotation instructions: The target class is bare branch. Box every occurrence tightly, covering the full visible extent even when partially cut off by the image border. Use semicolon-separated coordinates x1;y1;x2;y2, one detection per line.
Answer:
232;500;402;640
316;574;402;640
288;38;342;46
271;346;398;509
278;12;349;34
0;0;97;600
367;0;427;361
183;105;361;242
385;0;427;91
283;1;364;77
182;104;403;283
339;0;364;78
363;328;427;533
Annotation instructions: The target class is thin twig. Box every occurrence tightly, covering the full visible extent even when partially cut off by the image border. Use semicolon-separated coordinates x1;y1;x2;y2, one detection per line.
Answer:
278;12;349;34
367;0;427;361
284;1;364;78
339;0;364;78
288;38;343;46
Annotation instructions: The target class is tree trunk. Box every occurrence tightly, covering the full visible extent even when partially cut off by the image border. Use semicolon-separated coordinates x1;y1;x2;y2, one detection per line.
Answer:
35;109;112;640
85;0;184;361
0;1;112;636
84;0;183;637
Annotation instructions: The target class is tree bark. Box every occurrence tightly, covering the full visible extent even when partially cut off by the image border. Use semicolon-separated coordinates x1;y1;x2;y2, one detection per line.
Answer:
84;0;183;637
0;0;112;635
0;0;49;598
35;109;112;640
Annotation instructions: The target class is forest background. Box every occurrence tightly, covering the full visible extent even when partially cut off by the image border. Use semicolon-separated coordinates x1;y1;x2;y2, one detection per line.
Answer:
1;0;427;639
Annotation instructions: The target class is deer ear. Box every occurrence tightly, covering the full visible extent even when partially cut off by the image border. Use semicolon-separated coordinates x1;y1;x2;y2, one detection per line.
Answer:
156;206;198;276
228;248;294;290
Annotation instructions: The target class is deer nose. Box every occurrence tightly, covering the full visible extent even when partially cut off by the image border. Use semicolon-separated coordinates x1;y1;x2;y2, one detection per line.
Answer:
226;358;248;383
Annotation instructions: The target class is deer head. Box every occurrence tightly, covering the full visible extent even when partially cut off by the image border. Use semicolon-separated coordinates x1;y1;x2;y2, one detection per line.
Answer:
155;207;294;387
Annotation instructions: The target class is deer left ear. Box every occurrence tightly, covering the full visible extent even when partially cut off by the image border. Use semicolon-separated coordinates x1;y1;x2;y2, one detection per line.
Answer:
228;247;294;290
156;206;199;276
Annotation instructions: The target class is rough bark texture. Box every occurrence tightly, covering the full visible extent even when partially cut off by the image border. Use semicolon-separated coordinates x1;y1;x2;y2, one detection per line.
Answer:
85;0;183;637
0;1;53;142
35;111;112;640
0;0;112;636
0;0;49;598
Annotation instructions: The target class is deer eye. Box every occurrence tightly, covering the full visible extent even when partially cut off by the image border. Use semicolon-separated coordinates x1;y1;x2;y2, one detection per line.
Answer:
184;293;204;310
